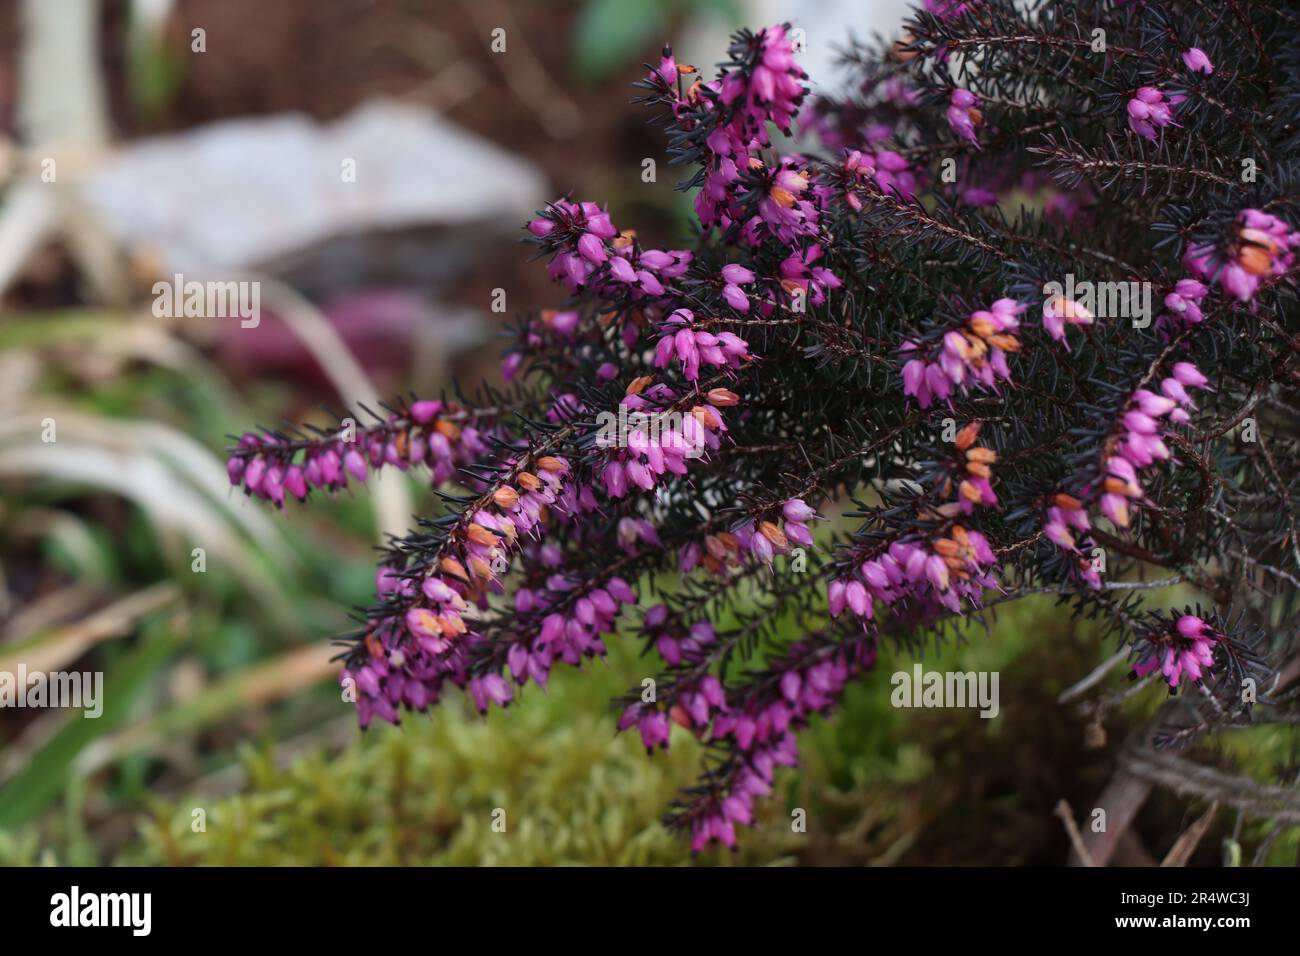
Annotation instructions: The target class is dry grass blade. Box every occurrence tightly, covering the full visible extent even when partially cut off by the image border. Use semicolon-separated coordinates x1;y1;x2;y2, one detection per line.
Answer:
0;582;178;676
1161;802;1219;867
75;642;340;775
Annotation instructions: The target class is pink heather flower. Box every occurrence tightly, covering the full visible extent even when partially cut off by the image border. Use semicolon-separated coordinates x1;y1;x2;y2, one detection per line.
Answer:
468;674;513;713
239;454;265;493
728;24;807;135
501;352;524;379
531;198;696;300
666;22;807;248
653;51;677;87
722;263;756;285
1126;86;1176;141
1171;361;1209;389
577;232;607;264
608;255;637;283
778;245;841;307
344;448;368;482
946;89;982;146
777;498;822;549
782;498;817;523
722;283;750;312
1042;295;1093;348
1182;47;1213;74
1163;278;1209;324
1042;494;1090;554
1131;389;1176;418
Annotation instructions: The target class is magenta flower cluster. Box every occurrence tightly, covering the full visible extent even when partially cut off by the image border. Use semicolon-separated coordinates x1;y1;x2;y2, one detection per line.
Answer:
946;88;982;146
226;3;1300;855
228;399;490;508
620;631;873;852
653;309;750;381
1185;208;1300;303
1126;86;1179;142
1161;278;1210;326
678;497;823;574
342;453;575;727
901;298;1023;409
1133;614;1219;689
528;200;691;300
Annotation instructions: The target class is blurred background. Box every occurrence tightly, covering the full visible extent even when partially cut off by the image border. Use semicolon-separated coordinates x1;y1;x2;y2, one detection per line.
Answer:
0;0;1290;866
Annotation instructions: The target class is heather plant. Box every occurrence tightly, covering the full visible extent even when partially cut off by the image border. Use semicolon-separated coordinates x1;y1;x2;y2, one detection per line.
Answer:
228;0;1300;852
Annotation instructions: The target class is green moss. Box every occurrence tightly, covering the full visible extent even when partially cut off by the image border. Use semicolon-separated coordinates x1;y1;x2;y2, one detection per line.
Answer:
118;703;722;866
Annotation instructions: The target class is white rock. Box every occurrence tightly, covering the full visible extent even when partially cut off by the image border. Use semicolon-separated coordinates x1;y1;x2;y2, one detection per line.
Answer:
82;99;549;275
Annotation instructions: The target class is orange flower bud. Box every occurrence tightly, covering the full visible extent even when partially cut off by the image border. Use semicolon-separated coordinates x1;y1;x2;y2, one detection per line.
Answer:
933;538;959;557
1102;476;1130;495
759;520;788;549
954;421;982;450
1238;227;1279;254
467;523;498;546
692;406;722;429
440;557;469;581
1238;243;1273;277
